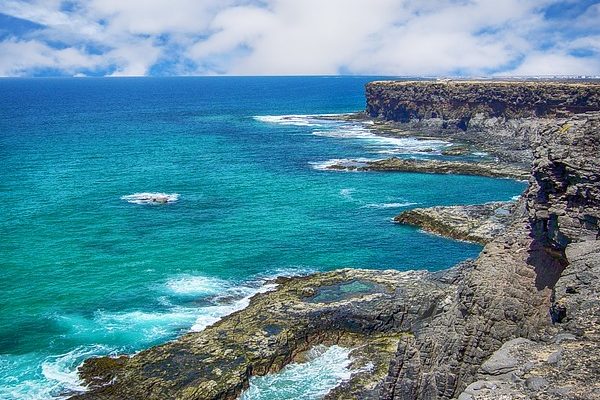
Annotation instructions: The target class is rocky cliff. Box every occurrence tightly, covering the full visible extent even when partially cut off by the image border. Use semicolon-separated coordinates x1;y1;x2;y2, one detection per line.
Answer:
379;109;600;399
366;80;600;164
366;81;600;125
527;112;600;248
70;82;600;400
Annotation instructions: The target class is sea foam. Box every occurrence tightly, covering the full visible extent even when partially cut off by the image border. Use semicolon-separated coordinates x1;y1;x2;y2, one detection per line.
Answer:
121;192;179;205
165;275;230;296
309;158;374;171
0;345;114;400
240;345;365;400
361;202;418;209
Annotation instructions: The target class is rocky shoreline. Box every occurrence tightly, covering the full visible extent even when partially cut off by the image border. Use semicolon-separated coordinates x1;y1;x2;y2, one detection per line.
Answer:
71;269;454;400
326;157;529;180
70;82;600;400
393;201;521;244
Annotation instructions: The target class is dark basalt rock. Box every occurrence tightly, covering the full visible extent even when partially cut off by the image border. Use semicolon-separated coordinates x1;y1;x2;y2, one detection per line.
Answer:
365;80;600;165
69;269;456;400
326;157;529;180
526;112;600;248
366;81;600;124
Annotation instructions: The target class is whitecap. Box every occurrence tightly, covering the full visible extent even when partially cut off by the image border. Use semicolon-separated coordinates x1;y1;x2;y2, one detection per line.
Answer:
339;188;355;199
165;275;230;296
121;192;179;205
252;114;348;126
190;283;277;332
240;345;364;400
313;126;450;155
253;115;325;127
0;345;115;400
361;202;418;209
308;158;374;171
41;345;112;395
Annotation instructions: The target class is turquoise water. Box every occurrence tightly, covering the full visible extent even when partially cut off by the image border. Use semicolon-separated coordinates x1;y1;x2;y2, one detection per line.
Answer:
0;77;526;399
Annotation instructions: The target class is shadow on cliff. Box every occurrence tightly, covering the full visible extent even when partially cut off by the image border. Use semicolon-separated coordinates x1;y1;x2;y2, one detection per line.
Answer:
527;232;568;291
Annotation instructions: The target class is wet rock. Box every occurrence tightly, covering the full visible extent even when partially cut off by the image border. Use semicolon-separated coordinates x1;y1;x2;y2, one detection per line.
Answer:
70;269;455;400
326;157;529;180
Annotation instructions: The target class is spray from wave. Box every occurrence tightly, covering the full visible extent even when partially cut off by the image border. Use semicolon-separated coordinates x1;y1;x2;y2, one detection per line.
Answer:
240;345;369;400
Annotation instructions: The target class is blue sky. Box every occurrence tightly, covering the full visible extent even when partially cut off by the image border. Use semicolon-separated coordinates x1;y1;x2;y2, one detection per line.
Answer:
0;0;598;77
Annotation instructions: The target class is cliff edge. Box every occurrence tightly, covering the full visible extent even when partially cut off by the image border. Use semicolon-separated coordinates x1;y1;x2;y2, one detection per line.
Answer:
366;80;600;164
70;82;600;400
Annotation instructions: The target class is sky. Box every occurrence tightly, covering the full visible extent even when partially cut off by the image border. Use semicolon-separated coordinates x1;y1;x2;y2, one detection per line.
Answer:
0;0;598;77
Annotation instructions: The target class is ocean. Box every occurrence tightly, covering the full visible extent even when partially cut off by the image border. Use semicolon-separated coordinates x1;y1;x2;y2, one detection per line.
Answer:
0;77;526;399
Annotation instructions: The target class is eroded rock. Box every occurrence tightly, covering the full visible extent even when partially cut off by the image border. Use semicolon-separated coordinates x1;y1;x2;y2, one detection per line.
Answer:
326;157;529;180
69;269;456;400
394;201;523;244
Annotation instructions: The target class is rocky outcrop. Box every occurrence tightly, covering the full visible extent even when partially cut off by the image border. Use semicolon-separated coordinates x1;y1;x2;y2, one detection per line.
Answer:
394;201;522;244
449;113;600;400
365;81;600;164
382;111;600;400
456;240;600;400
380;217;563;399
70;269;458;400
326;157;529;180
527;112;600;248
366;81;600;123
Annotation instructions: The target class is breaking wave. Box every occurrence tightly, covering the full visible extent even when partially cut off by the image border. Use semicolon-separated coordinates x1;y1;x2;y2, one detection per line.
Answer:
121;192;180;205
361;202;418;209
241;345;371;400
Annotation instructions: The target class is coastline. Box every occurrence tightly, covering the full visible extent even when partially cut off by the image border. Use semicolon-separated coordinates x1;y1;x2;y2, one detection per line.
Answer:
70;81;600;400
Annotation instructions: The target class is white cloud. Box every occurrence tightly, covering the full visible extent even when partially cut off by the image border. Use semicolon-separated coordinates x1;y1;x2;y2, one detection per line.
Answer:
0;0;597;76
0;38;103;76
508;52;600;76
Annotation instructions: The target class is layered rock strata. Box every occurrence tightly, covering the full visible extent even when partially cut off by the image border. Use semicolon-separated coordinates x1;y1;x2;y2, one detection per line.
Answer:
366;81;600;164
527;112;600;248
457;240;600;399
381;112;600;400
394;201;521;244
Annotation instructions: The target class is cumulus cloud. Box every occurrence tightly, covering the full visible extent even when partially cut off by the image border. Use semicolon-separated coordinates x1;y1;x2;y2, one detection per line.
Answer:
0;0;597;76
0;38;102;76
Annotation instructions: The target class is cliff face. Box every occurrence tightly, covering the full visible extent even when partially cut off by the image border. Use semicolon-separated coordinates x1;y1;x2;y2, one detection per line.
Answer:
365;81;600;164
366;81;600;126
380;109;600;399
527;112;600;248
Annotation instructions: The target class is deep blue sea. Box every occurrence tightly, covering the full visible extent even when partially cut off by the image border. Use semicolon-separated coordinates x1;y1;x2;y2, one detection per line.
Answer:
0;77;526;399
